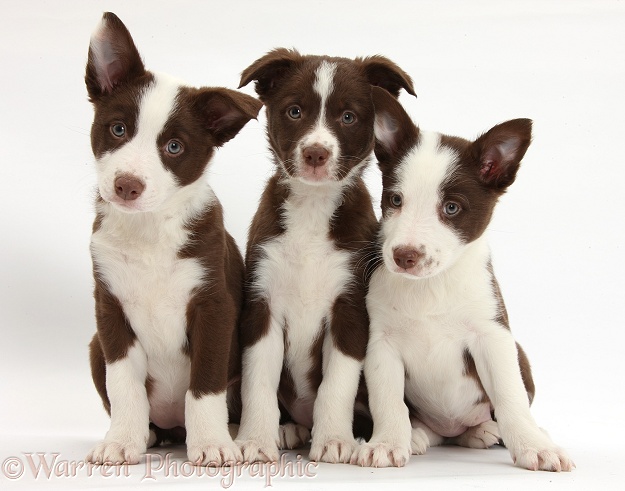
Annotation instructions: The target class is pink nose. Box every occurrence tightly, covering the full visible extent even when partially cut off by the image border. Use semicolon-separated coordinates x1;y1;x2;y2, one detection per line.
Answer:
303;145;329;167
393;247;424;270
115;175;145;201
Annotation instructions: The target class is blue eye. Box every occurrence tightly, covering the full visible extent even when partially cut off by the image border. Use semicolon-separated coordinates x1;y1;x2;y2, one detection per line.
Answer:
165;140;183;155
111;123;125;138
443;201;461;216
390;194;402;207
288;106;302;119
342;111;356;124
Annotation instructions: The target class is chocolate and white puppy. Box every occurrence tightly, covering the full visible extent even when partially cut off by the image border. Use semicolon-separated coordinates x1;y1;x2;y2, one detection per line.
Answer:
235;49;415;463
353;87;574;471
85;13;261;466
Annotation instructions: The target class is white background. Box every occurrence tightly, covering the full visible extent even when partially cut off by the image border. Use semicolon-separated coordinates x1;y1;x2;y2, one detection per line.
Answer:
1;0;624;489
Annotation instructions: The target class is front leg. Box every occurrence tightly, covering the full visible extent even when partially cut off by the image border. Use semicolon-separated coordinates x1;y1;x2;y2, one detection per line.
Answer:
87;342;150;464
351;332;412;467
235;300;284;462
185;294;242;466
468;324;574;472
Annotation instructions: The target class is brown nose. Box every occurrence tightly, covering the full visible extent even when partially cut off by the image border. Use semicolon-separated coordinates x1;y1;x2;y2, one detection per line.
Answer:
115;175;145;201
303;145;329;167
393;247;423;270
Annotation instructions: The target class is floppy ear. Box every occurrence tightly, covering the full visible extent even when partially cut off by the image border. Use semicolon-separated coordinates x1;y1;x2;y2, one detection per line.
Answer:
192;88;263;146
371;86;419;169
359;55;416;98
85;12;146;101
239;48;303;100
473;118;532;190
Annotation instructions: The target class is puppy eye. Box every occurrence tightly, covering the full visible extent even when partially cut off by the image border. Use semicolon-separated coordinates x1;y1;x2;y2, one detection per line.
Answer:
342;111;356;125
390;194;403;207
443;201;461;216
287;106;302;119
110;123;126;138
165;140;183;156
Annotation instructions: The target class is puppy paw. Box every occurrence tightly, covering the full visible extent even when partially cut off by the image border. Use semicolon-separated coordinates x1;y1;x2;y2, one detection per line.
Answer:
351;442;410;467
310;437;357;463
410;427;431;455
236;439;280;463
86;439;145;465
279;423;311;449
187;439;242;467
453;420;501;449
508;432;575;472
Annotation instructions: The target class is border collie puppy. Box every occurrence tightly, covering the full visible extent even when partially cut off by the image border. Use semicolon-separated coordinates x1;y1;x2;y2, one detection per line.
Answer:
235;49;415;463
85;12;261;466
353;87;574;472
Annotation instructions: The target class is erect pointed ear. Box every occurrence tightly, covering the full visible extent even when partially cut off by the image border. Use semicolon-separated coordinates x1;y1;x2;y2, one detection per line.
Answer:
358;55;416;99
473;118;532;190
85;12;146;101
371;86;419;169
193;88;263;146
239;48;303;100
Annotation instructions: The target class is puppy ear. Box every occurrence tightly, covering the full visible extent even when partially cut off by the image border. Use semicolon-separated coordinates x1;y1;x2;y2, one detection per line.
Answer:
239;48;303;100
359;55;416;98
371;86;419;168
473;118;532;190
193;88;263;146
85;12;146;101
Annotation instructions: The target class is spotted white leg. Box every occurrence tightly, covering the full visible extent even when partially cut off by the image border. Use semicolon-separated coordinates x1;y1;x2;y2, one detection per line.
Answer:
351;334;412;467
469;324;574;472
186;390;242;466
235;318;284;463
309;334;363;464
87;343;150;464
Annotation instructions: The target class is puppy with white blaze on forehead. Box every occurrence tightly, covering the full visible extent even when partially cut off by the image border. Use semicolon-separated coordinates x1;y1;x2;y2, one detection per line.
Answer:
235;49;415;463
352;87;574;471
84;13;262;466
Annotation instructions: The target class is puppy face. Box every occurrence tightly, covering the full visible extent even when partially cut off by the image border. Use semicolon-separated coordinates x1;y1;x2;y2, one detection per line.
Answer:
371;87;532;279
240;49;415;185
86;13;262;213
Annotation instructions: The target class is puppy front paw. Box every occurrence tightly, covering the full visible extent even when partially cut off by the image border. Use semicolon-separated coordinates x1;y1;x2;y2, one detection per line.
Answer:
236;438;280;463
187;439;243;467
309;437;357;463
508;432;575;472
86;439;145;465
351;442;410;467
279;423;310;449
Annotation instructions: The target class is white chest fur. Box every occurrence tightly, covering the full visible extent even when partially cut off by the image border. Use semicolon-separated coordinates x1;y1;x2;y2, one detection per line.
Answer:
252;181;352;402
367;237;498;436
91;191;212;428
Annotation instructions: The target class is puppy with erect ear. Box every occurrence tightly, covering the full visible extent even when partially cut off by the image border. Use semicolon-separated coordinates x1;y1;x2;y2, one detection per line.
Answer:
352;86;574;472
235;48;416;464
84;12;262;466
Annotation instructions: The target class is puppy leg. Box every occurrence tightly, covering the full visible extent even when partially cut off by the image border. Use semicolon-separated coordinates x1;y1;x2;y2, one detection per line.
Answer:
410;418;445;455
87;343;150;464
236;317;284;462
351;335;412;467
278;422;311;450
469;325;575;471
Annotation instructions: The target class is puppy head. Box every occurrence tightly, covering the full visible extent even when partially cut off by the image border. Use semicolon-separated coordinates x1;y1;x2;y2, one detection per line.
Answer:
239;48;415;185
371;86;531;279
86;13;262;213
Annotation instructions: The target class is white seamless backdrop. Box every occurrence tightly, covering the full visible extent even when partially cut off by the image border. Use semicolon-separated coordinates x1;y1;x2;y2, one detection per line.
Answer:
1;1;623;489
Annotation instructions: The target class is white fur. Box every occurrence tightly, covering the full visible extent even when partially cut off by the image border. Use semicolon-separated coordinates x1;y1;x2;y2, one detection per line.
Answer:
355;134;574;471
186;391;242;465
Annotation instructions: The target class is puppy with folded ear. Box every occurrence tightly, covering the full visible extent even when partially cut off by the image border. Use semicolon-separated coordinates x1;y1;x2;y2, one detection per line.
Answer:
235;48;415;463
353;87;574;472
85;12;262;466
